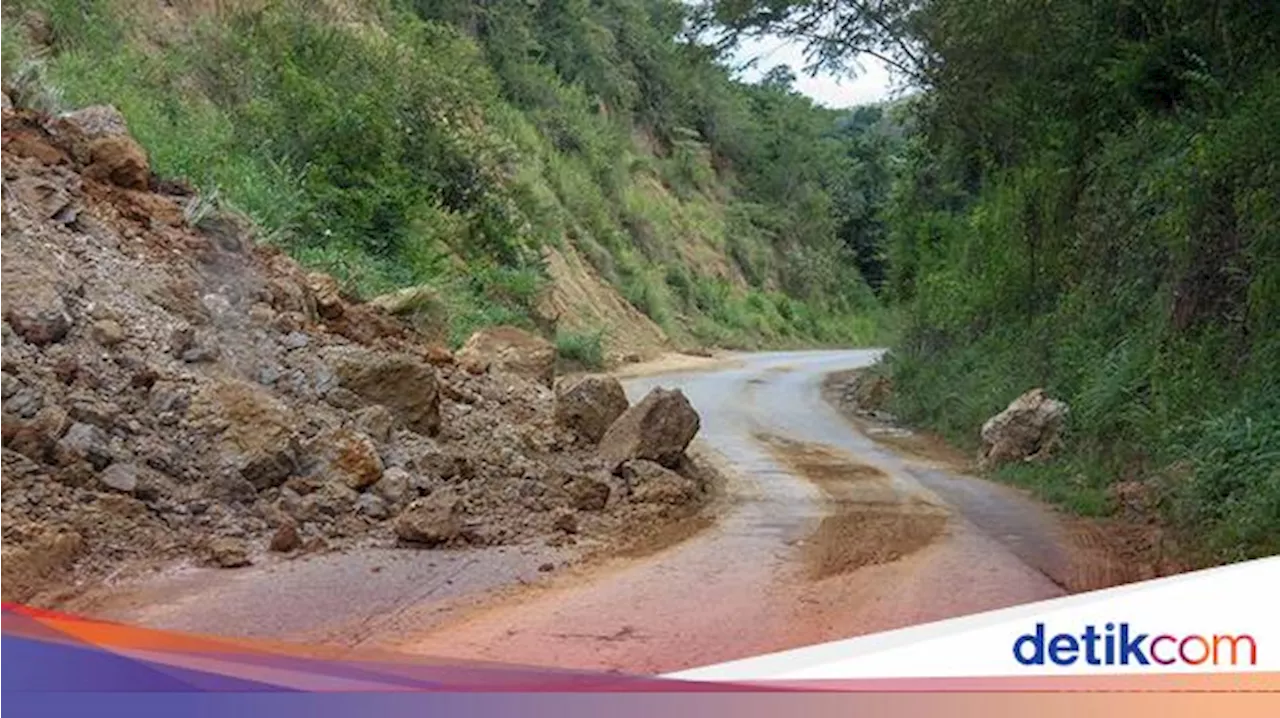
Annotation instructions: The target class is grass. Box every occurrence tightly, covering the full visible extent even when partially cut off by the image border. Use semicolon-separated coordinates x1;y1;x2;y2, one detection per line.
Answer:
555;328;606;370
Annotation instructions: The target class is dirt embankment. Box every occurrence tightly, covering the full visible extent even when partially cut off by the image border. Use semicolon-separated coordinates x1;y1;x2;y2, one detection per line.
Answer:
0;103;716;606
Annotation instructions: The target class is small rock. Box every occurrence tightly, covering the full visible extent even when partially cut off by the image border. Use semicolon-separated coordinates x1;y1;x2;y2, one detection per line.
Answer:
619;459;700;505
209;537;251;568
978;388;1070;470
355;493;389;520
396;492;461;546
564;474;611;511
538;562;555;572
552;508;578;534
281;331;310;350
90;318;127;346
313;428;383;490
5;284;72;346
54;422;113;470
352;404;394;444
97;462;139;493
306;273;345;320
84;135;149;190
373;467;411;505
269;522;301;552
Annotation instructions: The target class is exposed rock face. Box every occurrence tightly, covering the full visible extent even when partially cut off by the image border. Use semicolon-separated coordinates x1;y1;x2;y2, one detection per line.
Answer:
328;347;440;436
555;374;629;444
457;325;556;386
598;387;700;469
978;388;1069;470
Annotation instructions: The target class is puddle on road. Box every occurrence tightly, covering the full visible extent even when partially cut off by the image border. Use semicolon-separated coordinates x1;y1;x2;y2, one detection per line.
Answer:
753;433;949;579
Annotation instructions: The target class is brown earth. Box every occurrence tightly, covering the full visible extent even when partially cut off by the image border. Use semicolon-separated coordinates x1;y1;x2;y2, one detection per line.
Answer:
0;103;714;606
753;433;949;579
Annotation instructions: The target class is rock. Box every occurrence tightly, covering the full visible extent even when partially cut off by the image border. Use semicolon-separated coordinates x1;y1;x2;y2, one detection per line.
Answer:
619;459;700;505
355;493;389;520
306;272;345;320
538;562;555;572
368;285;439;316
4;405;69;462
281;331;310;350
58;104;129;142
209;537;251;568
90;318;126;346
552;507;578;533
373;467;411;506
456;326;556;386
4;282;71;346
269;522;301;552
597;387;700;469
313;427;384;490
84;135;149;190
189;381;299;490
0;528;84;603
352;404;394;444
97;462;139;493
396;492;461;546
564;474;611;511
424;345;454;366
328;348;440;435
555;374;629;444
54;422;113;470
978;388;1069;470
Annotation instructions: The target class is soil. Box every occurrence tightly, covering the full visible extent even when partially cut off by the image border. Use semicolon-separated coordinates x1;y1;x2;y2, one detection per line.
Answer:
0;104;716;607
754;432;949;579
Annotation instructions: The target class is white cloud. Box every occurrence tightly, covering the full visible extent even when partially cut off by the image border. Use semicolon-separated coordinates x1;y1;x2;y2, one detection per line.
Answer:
731;35;894;108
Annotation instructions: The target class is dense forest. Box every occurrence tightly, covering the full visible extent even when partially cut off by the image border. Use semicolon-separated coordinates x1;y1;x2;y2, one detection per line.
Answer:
712;0;1279;563
3;0;1276;564
1;0;893;353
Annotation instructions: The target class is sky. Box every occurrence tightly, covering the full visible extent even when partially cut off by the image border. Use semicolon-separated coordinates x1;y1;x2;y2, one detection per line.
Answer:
731;35;895;108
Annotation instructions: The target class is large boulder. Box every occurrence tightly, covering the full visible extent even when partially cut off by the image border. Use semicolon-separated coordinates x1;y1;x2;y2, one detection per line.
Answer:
456;326;556;386
555;374;629;444
328;347;440;435
597;387;699;470
978;388;1069;470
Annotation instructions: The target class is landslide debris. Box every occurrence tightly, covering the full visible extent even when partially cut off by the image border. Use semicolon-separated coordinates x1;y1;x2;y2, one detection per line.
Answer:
0;102;713;604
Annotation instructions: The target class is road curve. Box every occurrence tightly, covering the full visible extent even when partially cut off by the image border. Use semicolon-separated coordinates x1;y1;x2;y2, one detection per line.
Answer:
79;350;1084;673
394;350;1067;673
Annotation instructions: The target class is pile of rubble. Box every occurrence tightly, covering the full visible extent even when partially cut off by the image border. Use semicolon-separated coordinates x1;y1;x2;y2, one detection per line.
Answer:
0;101;712;604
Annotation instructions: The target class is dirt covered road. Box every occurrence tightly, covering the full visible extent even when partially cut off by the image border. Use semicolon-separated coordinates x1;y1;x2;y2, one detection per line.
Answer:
79;350;1124;674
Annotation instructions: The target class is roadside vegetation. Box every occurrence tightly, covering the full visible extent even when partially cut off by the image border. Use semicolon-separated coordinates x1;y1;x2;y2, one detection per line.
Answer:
714;0;1280;565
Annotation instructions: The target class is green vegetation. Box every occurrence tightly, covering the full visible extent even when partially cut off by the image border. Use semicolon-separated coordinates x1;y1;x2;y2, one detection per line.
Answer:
1;0;889;349
716;0;1280;564
555;328;607;370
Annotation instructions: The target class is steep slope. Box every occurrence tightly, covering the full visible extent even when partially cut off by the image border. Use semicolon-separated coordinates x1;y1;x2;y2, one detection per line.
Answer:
0;103;715;605
1;0;888;360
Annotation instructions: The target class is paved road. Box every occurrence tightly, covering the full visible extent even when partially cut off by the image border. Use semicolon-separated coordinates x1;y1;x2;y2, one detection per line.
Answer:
396;350;1068;672
82;350;1080;673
